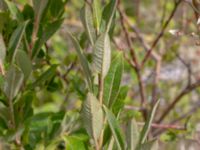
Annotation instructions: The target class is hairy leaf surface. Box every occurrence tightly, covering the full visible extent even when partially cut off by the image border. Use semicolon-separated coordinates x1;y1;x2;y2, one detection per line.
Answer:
81;93;103;142
93;33;111;78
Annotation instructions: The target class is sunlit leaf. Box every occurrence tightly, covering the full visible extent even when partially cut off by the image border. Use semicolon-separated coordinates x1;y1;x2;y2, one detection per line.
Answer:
64;135;86;150
81;93;103;143
93;33;111;78
126;119;139;150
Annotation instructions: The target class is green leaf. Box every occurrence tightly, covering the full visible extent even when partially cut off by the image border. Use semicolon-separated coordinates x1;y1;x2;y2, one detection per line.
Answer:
112;86;129;115
0;33;6;63
5;0;23;21
30;65;57;89
93;0;102;33
126;119;139;150
49;0;66;19
41;19;64;43
64;135;86;150
1;65;24;100
8;21;28;62
32;19;64;58
14;91;34;126
32;0;49;23
80;3;96;45
102;0;118;33
140;140;158;150
81;93;103;143
0;11;9;32
16;50;32;80
93;33;111;78
104;106;125;150
136;100;160;149
104;53;123;107
68;33;93;91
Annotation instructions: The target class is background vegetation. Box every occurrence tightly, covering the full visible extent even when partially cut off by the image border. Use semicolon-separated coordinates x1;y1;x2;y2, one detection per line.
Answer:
1;0;200;149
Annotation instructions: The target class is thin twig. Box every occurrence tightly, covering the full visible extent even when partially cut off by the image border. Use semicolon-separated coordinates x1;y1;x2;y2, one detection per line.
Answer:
157;79;200;123
141;0;182;67
137;122;186;130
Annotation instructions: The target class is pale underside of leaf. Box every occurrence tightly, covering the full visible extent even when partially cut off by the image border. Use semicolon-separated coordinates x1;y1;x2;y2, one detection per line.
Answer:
0;33;6;62
81;93;103;142
2;65;24;100
93;33;111;78
81;3;96;45
127;118;139;150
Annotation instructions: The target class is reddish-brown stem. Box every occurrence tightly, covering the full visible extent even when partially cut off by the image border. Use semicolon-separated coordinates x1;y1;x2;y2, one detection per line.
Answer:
157;80;200;124
141;0;182;67
137;122;186;130
118;5;147;111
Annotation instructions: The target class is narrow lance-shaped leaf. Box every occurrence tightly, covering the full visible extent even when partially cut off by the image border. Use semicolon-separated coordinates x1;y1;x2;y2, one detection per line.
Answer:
0;33;6;63
136;100;160;149
102;0;118;33
32;0;49;24
93;0;102;33
104;53;123;107
32;19;64;58
126;119;139;150
16;50;32;80
80;3;96;45
68;33;93;91
93;33;111;78
112;86;129;115
8;21;28;62
1;65;24;100
104;106;125;150
81;93;103;143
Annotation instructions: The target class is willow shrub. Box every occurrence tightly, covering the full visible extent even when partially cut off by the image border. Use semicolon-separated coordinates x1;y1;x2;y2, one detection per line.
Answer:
0;0;159;149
